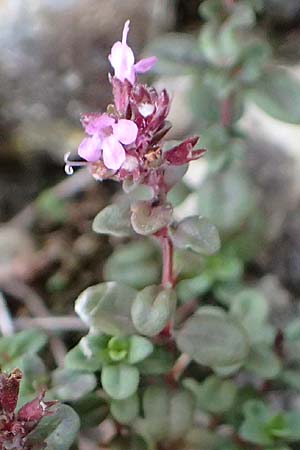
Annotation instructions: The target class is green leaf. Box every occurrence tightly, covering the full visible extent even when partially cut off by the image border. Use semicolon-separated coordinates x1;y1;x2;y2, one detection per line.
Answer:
51;369;97;401
127;336;153;364
230;289;272;344
131;285;176;337
184;375;237;414
131;201;173;236
170;216;220;255
65;334;110;372
108;336;129;362
285;411;300;441
143;386;194;441
110;394;139;425
168;389;195;440
189;78;221;127
137;346;174;375
101;364;139;400
75;282;137;335
196;166;256;233
248;66;300;124
0;329;47;371
18;354;48;407
176;308;249;368
92;203;132;237
72;393;108;428
240;400;277;446
104;241;160;290
143;386;169;440
28;405;80;450
245;346;281;379
177;273;212;302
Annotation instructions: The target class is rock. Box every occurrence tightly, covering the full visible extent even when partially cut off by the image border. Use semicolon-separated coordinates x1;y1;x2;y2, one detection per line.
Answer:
0;0;173;160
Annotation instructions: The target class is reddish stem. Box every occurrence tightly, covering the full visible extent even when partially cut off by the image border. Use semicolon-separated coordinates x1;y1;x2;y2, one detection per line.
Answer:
161;234;174;288
221;95;233;129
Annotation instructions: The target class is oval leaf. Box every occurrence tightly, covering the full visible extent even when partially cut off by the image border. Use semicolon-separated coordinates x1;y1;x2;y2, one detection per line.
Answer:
131;286;176;337
110;394;139;425
131;202;173;236
92;203;132;237
170;216;220;255
101;364;139;400
176;310;249;367
249;66;300;124
75;282;137;335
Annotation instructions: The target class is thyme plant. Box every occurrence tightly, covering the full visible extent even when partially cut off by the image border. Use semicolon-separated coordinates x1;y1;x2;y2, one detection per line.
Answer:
2;8;300;450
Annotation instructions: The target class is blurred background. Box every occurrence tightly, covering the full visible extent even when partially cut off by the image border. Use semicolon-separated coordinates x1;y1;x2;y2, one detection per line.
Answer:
1;0;300;365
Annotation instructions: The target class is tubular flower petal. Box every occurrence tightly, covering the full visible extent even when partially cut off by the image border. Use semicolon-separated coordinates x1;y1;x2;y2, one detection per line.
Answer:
109;20;157;84
78;113;137;170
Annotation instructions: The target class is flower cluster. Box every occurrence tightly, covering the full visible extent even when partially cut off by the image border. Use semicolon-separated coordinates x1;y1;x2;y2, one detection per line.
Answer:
0;369;55;450
65;20;205;195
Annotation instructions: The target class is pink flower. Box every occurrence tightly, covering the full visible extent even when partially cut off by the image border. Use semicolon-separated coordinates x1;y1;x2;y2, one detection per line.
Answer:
78;113;138;170
109;20;157;84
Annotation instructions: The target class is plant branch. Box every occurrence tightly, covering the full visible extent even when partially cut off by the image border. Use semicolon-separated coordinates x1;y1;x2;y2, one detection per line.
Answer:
160;229;175;289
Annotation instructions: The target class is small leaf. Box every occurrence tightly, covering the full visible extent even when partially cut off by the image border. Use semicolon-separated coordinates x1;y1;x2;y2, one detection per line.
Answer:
104;241;160;290
230;289;271;344
170;216;220;255
184;375;237;414
92;203;132;237
143;386;170;440
143;386;194;441
110;394;139;424
196;166;256;233
101;364;139;400
176;308;249;368
28;405;80;450
131;201;173;236
108;336;129;362
127;336;153;364
75;282;137;335
245;346;281;379
51;369;97;401
0;329;47;371
248;66;300;124
168;389;195;440
131;285;176;337
65;334;109;372
137;346;174;375
72;393;108;428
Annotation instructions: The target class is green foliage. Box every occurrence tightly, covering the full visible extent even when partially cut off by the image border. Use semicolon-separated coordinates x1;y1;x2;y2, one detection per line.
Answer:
131;201;173;236
110;393;139;424
104;240;160;289
240;400;300;445
0;329;47;371
142;386;195;442
184;375;237;414
50;369;97;401
176;307;249;369
248;66;300;124
29;404;80;450
93;203;132;237
75;282;137;335
170;215;220;255
131;285;176;336
101;364;139;400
